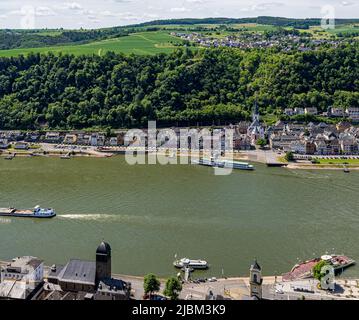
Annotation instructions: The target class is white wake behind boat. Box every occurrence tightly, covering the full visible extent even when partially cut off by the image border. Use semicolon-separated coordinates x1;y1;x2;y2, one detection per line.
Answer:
173;258;209;269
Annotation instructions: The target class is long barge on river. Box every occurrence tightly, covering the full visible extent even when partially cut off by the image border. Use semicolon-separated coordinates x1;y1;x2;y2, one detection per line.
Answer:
0;206;56;219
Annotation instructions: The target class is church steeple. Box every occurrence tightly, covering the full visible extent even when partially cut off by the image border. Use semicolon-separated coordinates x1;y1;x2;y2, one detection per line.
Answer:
252;101;260;122
249;259;263;299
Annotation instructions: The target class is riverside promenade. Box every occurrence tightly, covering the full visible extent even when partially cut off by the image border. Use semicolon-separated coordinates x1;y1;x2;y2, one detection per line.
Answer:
1;260;358;300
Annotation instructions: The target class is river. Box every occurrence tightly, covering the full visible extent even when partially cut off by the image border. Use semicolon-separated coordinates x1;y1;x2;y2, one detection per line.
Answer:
0;156;358;278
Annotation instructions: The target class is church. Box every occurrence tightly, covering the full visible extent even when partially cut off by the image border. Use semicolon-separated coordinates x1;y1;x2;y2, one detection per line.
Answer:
47;241;131;300
247;102;265;145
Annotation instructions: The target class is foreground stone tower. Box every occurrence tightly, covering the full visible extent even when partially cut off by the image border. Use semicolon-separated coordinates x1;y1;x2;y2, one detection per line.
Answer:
249;259;263;299
96;241;112;281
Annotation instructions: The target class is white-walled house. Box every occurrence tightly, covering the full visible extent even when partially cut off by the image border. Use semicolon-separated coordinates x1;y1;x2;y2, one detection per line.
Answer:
0;256;44;300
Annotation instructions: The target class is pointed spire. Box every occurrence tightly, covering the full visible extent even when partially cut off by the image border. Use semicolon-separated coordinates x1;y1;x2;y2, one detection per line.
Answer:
251;258;261;271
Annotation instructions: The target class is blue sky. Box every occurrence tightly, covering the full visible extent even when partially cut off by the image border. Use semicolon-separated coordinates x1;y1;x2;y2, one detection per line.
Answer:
0;0;358;29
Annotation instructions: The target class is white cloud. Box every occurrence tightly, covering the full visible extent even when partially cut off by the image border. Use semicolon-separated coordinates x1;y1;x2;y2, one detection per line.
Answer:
35;6;56;17
100;10;116;17
241;2;284;12
65;2;83;11
341;1;354;7
170;7;191;12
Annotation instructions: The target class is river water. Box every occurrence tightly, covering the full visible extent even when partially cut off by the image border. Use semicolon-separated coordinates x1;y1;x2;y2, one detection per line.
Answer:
0;156;358;278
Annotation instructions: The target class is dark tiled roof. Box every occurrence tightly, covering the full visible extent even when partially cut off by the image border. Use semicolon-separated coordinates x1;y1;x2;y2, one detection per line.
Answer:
97;278;128;293
58;260;96;285
27;258;43;269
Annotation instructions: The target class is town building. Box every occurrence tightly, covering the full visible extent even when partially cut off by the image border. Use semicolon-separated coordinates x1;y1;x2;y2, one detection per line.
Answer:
47;242;131;300
346;107;359;121
294;107;305;115
0;138;9;149
304;107;318;115
336;121;352;133
305;141;316;155
45;132;62;143
77;133;91;145
0;256;44;300
63;134;77;145
233;134;252;150
289;141;306;154
109;137;118;147
90;133;105;146
284;108;294;116
330;107;344;118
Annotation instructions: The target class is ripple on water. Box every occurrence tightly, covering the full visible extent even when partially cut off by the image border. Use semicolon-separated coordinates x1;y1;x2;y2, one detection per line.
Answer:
0;218;11;224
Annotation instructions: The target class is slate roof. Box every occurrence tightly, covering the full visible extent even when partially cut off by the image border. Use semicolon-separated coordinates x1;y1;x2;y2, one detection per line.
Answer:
57;260;96;285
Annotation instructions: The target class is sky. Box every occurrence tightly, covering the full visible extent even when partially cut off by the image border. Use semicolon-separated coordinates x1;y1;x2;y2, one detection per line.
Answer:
0;0;358;29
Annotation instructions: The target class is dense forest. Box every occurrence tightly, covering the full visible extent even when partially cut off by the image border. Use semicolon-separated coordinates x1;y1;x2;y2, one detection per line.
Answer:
0;43;358;130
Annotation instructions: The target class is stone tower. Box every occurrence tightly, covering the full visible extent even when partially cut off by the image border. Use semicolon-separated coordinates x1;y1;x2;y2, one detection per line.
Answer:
96;241;112;281
249;259;263;299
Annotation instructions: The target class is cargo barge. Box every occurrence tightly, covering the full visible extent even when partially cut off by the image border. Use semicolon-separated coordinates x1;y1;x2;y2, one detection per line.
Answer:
0;206;56;219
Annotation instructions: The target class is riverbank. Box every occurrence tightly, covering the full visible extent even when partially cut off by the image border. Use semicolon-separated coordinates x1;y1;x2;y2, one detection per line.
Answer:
0;143;113;158
3;144;359;171
3;257;358;300
287;163;359;170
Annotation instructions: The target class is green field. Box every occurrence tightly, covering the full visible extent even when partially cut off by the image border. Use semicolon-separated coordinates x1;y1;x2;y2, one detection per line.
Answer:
0;31;184;57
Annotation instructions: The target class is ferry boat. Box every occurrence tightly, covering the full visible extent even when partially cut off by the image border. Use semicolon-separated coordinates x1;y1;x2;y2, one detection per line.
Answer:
192;158;254;170
220;160;254;171
282;254;355;281
192;158;216;167
173;258;209;269
0;206;56;219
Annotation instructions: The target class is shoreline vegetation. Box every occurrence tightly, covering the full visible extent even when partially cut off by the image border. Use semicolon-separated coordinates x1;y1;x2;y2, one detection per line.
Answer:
2;145;359;170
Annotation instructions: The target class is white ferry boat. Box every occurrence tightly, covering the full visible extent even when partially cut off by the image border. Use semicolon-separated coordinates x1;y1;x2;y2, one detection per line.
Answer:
192;158;216;167
173;258;209;269
193;158;254;171
0;206;56;219
220;160;254;171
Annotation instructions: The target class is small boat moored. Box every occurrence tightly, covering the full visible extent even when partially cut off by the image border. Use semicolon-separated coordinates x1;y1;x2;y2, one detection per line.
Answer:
173;258;209;269
0;205;56;219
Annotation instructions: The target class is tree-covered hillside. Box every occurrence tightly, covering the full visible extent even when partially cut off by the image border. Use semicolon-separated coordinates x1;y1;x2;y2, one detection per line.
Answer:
0;44;358;130
0;28;131;50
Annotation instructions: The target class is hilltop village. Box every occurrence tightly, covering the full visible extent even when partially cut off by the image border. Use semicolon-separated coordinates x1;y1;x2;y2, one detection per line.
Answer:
171;30;353;52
